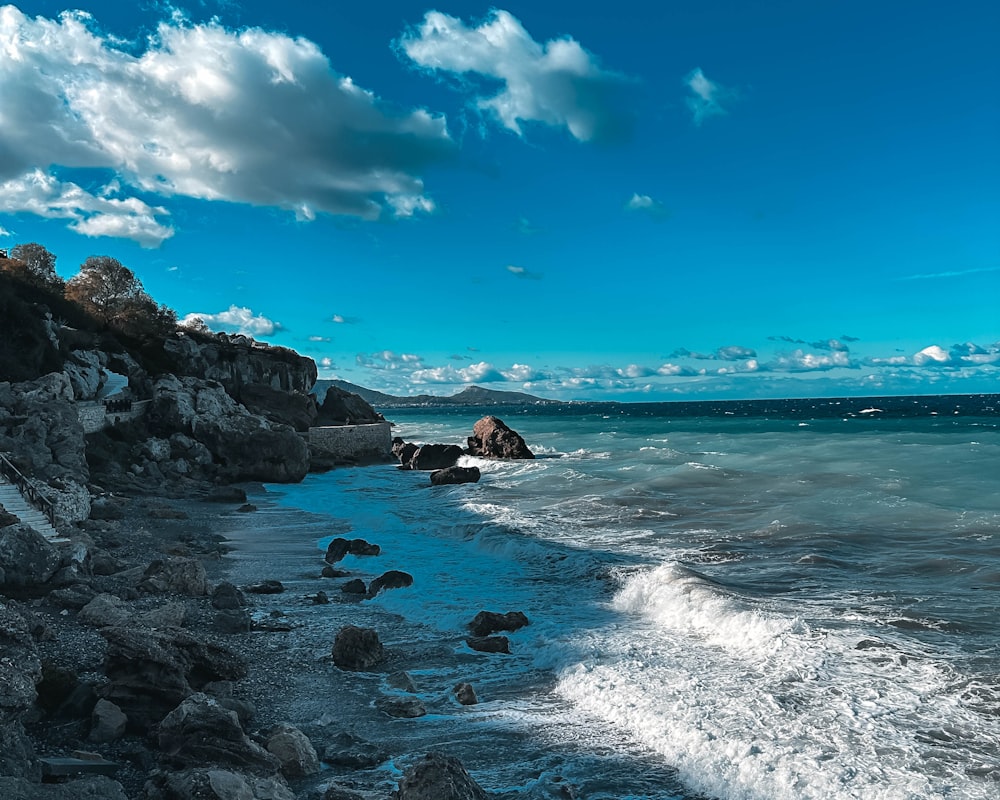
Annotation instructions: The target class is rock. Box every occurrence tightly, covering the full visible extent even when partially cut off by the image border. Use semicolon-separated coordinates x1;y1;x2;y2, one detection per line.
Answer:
138;557;208;596
146;506;190;520
466;636;511;654
89;497;125;520
467;610;530;637
236;503;257;513
0;775;129;800
46;583;97;609
367;570;414;597
323;786;366;800
203;486;247;504
332;625;384;671
408;444;464;471
453;683;478;705
0;523;63;590
99;625;246;731
157;693;279;772
137;602;189;629
78;594;132;628
376;696;426;718
0;602;42;780
386;671;417;693
0;506;18;528
314;385;384;427
239;384;318;432
321;732;388;770
325;537;379;563
341;579;367;595
394;752;490;800
252;617;294;632
321;565;350;579
466;416;534;460
430;466;481;486
213;610;251;635
395;442;419;469
141;767;294;800
243;580;284;594
266;723;320;777
310;590;330;605
349;538;380;556
89;699;127;743
211;582;246;610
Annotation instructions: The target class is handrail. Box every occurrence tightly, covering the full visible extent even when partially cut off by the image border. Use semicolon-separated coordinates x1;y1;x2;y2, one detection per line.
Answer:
0;452;57;528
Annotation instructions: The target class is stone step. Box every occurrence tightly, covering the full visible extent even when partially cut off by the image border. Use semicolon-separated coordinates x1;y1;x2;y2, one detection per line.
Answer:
0;478;63;541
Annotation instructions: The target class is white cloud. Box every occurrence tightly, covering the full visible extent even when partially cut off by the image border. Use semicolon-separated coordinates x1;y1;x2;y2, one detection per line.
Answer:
506;264;543;280
0;7;452;244
0;225;11;236
401;9;630;142
685;67;732;126
411;360;505;384
768;349;854;372
717;345;757;361
357;350;424;370
319;357;333;369
503;363;546;381
625;193;669;220
0;169;173;247
308;335;331;342
180;305;280;336
912;345;951;366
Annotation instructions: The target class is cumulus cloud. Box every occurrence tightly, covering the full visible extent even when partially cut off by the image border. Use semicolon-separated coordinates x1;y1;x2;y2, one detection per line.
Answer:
625;193;669;220
410;361;506;384
180;305;281;336
319;357;334;369
356;350;424;370
332;314;361;324
768;349;854;372
308;335;331;342
0;6;453;244
400;9;631;142
684;68;733;126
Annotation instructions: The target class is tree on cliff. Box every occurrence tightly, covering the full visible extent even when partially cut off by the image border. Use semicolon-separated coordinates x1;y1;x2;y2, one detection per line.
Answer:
0;242;63;291
65;255;177;340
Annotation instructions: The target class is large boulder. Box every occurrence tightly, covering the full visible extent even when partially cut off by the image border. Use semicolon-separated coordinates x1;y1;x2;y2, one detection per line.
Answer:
0;524;63;591
138;557;209;596
466;416;533;459
367;570;414;597
430;466;481;486
408;444;464;471
467;611;530;637
149;375;309;483
393;752;490;800
141;768;294;800
314;386;383;427
265;723;320;777
332;625;384;671
158;693;278;772
99;625;246;730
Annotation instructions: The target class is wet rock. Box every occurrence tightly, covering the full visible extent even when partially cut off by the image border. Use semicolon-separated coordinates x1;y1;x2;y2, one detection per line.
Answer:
341;579;367;595
395;442;419;469
332;625;384;671
0;523;62;590
386;671;417;693
203;486;248;504
138;557;208;596
157;693;278;772
430;466;481;486
466;636;511;654
252;617;294;632
376;696;426;719
89;699;127;743
141;767;294;800
322;565;350;578
453;683;478;706
243;580;284;594
325;537;380;563
394;752;490;800
211;582;246;610
310;590;330;604
236;503;257;513
321;732;388;770
266;723;320;777
213;610;251;635
409;444;464;471
468;610;530;637
367;570;414;597
466;416;534;460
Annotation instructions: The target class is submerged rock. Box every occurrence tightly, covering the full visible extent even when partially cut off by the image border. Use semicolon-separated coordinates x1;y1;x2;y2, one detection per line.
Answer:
467;610;530;637
466;636;510;654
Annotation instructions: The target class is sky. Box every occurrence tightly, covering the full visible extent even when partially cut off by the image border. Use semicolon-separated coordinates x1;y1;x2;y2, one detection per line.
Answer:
1;0;998;401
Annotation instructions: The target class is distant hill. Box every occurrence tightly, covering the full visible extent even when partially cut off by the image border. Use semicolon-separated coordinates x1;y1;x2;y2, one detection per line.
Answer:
313;380;560;408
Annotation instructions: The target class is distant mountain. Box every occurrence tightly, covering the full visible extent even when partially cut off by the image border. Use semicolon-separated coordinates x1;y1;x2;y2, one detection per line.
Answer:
314;380;561;408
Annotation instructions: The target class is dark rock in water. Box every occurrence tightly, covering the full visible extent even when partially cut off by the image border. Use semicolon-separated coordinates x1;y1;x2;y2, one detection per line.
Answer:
157;693;278;772
321;565;350;579
467;416;534;460
236;503;257;513
391;437;408;458
332;625;384;671
99;625;246;731
394;752;490;800
376;696;426;718
138;557;209;596
453;683;478;706
430;466;481;486
468;610;530;637
387;671;417;693
211;582;246;610
0;523;62;590
395;442;419;469
466;635;511;654
321;732;388;770
367;570;414;597
203;486;248;504
325;537;379;563
266;723;320;777
311;590;329;605
409;444;464;471
142;768;294;800
349;538;380;556
341;579;367;595
243;579;284;594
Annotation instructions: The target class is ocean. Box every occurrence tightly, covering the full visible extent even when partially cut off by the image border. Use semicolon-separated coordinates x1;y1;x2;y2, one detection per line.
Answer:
268;394;1000;799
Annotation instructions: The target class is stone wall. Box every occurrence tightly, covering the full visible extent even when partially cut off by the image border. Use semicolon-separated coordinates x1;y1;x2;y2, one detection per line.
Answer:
77;400;151;434
308;423;392;461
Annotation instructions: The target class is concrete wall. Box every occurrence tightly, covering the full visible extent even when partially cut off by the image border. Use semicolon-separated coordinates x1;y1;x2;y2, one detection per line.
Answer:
77;400;151;434
309;422;392;461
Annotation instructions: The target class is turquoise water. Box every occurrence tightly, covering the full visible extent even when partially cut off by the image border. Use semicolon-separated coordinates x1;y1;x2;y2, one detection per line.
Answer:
274;398;1000;799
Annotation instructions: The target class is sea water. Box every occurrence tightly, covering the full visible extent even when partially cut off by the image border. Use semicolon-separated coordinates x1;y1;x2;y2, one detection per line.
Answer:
270;395;1000;799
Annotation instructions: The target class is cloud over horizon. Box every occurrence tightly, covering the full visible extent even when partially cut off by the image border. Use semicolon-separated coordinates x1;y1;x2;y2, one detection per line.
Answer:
0;6;453;244
180;305;281;336
400;9;631;142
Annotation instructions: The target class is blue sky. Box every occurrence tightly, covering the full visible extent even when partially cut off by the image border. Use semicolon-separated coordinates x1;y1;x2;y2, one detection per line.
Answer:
1;1;997;400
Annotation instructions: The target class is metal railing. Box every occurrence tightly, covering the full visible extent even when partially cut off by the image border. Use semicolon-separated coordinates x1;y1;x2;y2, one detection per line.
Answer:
0;452;57;527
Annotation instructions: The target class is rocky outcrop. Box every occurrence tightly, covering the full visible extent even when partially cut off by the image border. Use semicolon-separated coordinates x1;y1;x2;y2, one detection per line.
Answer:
430;466;481;486
0;602;42;781
394;752;490;800
314;386;384;426
142;768;294;800
148;375;309;483
0;524;62;592
467;416;534;459
407;444;464;471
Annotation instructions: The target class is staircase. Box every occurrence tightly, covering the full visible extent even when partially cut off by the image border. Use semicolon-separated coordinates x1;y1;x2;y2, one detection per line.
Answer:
0;454;64;542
